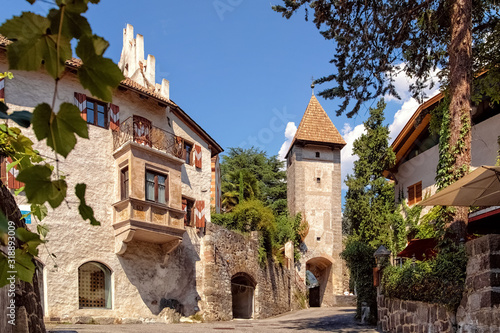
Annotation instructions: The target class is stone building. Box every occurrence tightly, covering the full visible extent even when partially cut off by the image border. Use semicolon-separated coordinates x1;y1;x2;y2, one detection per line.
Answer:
0;25;228;322
285;90;346;307
0;24;306;324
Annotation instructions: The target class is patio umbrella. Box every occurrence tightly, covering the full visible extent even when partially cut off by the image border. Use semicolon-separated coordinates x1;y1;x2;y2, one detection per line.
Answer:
418;166;500;207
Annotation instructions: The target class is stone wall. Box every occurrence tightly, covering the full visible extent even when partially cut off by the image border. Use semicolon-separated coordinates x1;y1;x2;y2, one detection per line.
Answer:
456;234;500;332
200;223;303;321
378;235;500;333
377;296;456;333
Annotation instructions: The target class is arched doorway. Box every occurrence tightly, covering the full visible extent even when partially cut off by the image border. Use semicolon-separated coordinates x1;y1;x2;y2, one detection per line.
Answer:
231;273;255;319
306;257;332;307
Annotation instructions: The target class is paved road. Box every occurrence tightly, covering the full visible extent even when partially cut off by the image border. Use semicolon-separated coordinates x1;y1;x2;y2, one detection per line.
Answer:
47;307;381;333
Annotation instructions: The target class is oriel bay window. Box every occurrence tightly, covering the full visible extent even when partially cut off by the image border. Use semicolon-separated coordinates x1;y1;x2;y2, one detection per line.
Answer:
121;167;129;200
145;171;169;204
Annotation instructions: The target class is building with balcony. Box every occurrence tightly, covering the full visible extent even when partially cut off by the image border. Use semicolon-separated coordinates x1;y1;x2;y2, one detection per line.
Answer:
0;25;223;321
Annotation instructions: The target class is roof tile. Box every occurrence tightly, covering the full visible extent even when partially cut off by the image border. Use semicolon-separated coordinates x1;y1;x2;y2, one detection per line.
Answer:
289;94;346;152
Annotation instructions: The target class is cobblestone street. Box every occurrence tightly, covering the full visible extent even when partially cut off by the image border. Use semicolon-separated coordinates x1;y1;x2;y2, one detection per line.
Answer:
46;307;380;333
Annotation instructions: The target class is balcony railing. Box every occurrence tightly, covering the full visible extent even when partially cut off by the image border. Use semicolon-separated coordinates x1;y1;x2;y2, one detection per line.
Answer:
112;116;184;159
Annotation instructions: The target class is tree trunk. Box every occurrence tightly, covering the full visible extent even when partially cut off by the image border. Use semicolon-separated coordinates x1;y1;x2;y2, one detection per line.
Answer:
0;181;46;333
447;0;472;241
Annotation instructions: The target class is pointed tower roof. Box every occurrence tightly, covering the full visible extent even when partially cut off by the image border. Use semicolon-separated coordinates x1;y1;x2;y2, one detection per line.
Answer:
286;94;346;157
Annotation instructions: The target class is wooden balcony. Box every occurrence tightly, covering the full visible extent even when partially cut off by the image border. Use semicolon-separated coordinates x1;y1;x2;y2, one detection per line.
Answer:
112;197;186;255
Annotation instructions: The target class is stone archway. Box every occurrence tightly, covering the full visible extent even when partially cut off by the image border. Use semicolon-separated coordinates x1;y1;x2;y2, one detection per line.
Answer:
306;256;333;307
231;273;256;319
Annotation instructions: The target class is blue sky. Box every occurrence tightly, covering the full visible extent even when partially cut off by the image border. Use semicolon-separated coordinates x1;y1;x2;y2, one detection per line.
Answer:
2;1;439;207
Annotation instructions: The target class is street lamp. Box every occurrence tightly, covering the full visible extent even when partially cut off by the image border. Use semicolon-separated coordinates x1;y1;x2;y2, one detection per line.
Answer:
374;245;391;267
373;245;391;289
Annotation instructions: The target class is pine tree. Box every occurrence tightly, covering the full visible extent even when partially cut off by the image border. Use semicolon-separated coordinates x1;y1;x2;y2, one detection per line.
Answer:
344;99;396;249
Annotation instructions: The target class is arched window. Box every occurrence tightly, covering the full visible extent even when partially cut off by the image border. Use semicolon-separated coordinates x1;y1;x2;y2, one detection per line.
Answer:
78;262;112;309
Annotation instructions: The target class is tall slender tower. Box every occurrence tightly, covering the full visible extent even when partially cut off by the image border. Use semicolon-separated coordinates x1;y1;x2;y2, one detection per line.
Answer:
286;88;346;307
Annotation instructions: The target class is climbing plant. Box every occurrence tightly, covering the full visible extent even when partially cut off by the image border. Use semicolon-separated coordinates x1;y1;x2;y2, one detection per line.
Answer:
497;135;500;166
0;0;123;290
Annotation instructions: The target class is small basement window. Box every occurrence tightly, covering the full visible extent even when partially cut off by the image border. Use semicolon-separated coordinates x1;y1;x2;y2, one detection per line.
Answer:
78;262;112;309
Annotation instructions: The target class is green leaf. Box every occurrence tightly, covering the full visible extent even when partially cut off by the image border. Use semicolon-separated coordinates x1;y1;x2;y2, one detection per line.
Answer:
0;72;14;79
75;183;100;225
0;211;9;246
31;103;52;141
48;8;92;39
16;165;67;208
0;254;11;287
5;159;20;173
76;35;124;102
31;204;48;221
56;0;96;13
0;12;72;79
36;224;49;239
32;102;88;158
15;249;35;283
16;228;43;256
14;187;25;196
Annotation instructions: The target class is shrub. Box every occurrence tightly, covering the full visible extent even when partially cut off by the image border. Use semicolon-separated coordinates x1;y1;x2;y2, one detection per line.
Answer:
382;242;467;310
341;239;377;324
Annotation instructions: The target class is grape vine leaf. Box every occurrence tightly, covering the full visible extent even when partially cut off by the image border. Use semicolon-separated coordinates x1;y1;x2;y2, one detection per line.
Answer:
16;228;44;257
16;165;68;208
32;102;88;158
0;12;72;79
76;35;124;102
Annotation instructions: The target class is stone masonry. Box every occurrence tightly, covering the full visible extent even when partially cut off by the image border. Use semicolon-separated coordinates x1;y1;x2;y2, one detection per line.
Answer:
456;234;500;332
201;223;303;321
377;296;456;333
286;93;346;305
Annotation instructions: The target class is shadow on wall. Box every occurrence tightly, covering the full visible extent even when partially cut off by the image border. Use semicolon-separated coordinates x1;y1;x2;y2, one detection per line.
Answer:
118;232;201;316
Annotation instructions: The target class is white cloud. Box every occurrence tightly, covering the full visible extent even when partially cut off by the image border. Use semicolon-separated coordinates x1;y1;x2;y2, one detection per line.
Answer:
387;64;441;143
385;64;441;103
278;122;297;161
340;122;366;190
388;98;420;143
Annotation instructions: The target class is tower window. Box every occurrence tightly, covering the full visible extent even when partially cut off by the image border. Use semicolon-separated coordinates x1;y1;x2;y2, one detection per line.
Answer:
315;152;320;158
316;177;321;183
